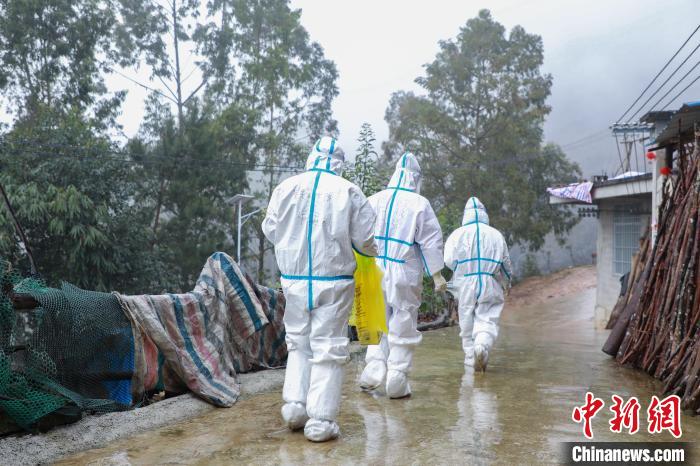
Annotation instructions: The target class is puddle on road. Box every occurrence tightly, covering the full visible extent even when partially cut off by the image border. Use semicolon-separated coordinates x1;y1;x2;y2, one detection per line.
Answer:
59;288;698;465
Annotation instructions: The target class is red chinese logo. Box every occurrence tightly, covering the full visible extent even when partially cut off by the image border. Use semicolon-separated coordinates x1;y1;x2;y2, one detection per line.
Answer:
647;395;682;438
572;393;683;439
572;392;605;439
609;395;640;434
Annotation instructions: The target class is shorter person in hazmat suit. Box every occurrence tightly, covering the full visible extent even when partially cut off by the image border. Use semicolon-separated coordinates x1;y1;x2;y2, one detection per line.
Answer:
262;136;378;442
444;197;512;372
359;152;446;398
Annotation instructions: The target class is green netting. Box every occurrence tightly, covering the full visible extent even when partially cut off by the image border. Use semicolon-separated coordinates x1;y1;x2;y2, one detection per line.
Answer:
0;260;134;431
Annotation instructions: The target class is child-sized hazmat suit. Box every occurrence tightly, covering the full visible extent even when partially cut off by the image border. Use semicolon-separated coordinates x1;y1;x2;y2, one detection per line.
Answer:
359;152;445;398
262;136;378;442
444;197;512;372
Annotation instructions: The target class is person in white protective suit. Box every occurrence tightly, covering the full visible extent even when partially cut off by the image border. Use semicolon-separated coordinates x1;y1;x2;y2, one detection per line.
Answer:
444;197;512;372
262;136;378;442
358;152;446;398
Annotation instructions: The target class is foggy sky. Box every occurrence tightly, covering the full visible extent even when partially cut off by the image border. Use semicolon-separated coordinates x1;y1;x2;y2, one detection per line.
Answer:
285;0;698;178
8;0;695;180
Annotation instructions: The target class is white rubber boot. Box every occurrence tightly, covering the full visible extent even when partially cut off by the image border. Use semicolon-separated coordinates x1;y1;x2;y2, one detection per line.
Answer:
359;359;387;390
463;344;475;367
464;355;475;367
281;402;309;430
304;418;340;442
474;345;489;373
386;369;411;399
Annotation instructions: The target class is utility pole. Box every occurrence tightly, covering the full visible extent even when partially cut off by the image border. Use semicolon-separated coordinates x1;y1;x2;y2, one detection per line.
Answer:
611;123;653;173
227;194;261;265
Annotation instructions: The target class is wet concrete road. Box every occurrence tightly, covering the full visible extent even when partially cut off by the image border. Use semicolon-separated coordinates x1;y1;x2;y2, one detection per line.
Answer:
59;285;698;465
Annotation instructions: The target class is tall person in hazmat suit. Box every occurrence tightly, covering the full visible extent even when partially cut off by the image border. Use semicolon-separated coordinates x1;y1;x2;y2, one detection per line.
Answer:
262;136;378;442
358;152;446;398
444;197;512;372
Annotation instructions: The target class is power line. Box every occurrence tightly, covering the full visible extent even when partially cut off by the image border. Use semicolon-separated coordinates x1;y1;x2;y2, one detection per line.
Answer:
0;137;307;172
616;24;700;123
1;139;582;174
647;60;700;111
661;73;700;109
626;39;700;123
0;146;304;173
559;129;609;149
560;134;610;151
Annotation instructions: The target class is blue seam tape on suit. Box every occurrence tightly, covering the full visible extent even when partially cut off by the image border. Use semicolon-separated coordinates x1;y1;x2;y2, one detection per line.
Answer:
500;262;511;280
382;153;408;267
458;216;506;284
463;220;487;227
473;198;483;299
375;255;406;264
305;149;341;310
456;257;502;265
309;168;335;175
282;274;353;281
376;235;413;246
307;171;322;310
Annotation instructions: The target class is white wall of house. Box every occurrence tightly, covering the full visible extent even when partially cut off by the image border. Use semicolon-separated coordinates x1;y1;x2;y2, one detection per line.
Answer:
594;196;651;328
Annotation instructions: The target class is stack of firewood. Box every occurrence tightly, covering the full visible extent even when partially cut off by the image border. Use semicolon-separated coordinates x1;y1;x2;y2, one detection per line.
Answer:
603;129;699;412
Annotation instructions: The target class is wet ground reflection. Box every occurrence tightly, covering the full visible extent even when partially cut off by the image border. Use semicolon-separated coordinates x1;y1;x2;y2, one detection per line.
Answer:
59;287;698;465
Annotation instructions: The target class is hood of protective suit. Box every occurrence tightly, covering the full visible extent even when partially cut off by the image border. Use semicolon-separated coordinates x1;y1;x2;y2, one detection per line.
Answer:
306;136;345;175
388;152;421;193
462;196;490;225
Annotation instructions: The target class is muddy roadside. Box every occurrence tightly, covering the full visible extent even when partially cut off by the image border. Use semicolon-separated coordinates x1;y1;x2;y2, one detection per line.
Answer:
507;265;595;308
1;266;595;465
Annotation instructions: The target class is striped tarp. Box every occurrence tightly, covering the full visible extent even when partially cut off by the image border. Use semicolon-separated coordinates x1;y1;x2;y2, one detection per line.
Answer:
118;252;286;407
546;181;593;204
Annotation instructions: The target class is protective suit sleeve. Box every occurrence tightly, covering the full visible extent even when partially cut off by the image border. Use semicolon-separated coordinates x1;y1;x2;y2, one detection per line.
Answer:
443;229;461;271
261;188;279;244
349;187;379;257
414;201;444;275
497;236;513;290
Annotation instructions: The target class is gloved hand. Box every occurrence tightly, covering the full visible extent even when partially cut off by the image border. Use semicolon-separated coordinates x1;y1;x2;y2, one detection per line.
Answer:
432;272;447;292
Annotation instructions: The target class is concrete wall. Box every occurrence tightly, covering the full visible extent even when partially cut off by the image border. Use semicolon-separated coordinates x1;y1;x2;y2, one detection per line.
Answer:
594;196;651;328
509;216;597;277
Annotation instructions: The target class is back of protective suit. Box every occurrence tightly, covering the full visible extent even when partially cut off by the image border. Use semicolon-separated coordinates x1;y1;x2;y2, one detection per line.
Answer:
444;197;512;302
444;197;512;370
360;152;443;398
368;153;443;281
263;142;377;287
262;137;376;442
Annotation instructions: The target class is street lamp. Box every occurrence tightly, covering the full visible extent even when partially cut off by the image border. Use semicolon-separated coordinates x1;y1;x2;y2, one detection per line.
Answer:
227;194;261;264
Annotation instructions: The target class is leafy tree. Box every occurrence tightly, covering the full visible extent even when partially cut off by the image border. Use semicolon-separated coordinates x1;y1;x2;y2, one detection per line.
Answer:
197;0;339;281
383;10;581;249
112;0;265;287
345;123;385;196
0;0;139;121
129;96;257;290
0;0;173;291
0;107;173;292
116;0;213;246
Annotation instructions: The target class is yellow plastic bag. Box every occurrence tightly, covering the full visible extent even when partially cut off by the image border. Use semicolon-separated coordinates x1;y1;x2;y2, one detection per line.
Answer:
349;252;387;345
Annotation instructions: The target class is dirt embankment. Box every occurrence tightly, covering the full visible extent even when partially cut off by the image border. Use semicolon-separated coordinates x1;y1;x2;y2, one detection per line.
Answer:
507;265;596;308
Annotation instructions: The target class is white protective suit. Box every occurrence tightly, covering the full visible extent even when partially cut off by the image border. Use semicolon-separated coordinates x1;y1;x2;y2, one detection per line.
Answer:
262;137;378;442
444;197;512;371
359;153;444;398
